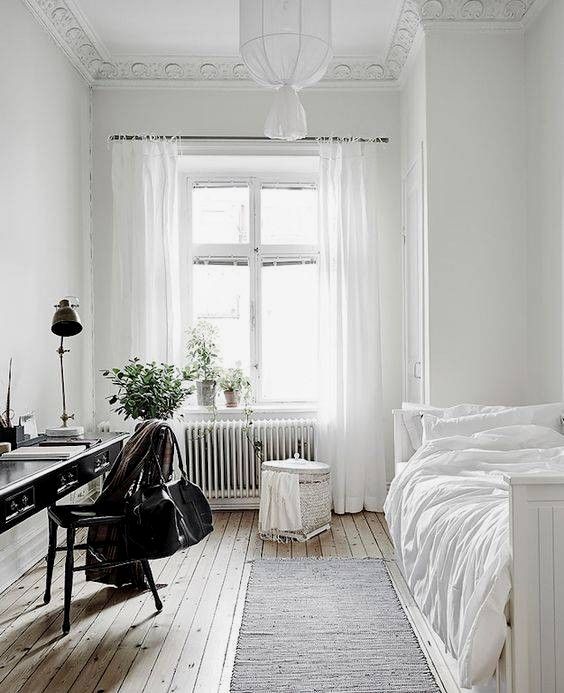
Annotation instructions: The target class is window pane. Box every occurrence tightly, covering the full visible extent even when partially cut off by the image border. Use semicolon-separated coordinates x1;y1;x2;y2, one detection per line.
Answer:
193;263;250;372
261;187;317;244
261;262;318;401
192;186;249;243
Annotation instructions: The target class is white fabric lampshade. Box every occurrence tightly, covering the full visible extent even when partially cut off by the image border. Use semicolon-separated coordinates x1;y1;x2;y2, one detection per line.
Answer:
240;0;332;140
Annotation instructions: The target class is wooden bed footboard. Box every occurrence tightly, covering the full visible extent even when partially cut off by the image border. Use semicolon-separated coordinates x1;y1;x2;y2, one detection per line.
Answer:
508;474;564;693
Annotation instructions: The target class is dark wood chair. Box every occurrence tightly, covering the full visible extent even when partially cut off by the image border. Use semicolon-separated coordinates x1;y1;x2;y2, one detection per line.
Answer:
43;503;162;634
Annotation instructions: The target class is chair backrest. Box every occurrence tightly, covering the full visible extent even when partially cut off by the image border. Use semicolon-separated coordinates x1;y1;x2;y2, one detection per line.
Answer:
96;420;176;507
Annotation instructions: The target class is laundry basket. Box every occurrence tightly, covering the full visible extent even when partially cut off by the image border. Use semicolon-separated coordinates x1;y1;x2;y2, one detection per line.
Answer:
259;457;331;542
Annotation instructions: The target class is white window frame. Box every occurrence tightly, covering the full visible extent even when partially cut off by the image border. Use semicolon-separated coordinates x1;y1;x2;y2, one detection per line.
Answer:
185;171;319;406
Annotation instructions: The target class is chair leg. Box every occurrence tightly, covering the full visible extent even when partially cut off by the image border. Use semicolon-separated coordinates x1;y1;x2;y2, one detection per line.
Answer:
140;559;162;611
43;516;58;604
62;526;76;635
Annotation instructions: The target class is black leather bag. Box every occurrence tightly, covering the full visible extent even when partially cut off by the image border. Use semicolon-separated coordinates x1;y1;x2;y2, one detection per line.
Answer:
168;475;213;546
125;428;213;560
166;433;213;546
126;483;186;560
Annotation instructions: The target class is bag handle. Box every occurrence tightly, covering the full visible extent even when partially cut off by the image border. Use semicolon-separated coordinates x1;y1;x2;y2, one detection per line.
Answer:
135;424;189;490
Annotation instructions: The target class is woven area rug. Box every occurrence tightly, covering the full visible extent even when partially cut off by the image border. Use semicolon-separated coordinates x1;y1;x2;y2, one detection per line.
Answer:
231;558;441;693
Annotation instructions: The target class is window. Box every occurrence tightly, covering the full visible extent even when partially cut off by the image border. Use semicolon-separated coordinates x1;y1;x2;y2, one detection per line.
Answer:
189;177;318;403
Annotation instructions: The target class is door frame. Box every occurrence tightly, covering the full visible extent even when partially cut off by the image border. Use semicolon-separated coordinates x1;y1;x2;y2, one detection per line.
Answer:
401;143;428;404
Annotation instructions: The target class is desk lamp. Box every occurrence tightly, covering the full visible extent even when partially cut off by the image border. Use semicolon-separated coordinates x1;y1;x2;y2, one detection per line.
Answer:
46;298;84;437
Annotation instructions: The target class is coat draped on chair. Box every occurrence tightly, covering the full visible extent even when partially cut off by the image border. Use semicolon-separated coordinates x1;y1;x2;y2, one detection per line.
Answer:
85;420;175;586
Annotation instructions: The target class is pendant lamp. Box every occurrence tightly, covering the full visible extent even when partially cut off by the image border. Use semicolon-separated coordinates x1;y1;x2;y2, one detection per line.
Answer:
239;0;333;141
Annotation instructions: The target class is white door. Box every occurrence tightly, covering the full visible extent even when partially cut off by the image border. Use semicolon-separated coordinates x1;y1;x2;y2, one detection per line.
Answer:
402;154;425;403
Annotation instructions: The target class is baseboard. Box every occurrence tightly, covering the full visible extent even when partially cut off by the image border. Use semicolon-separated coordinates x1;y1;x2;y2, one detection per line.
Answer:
209;498;261;510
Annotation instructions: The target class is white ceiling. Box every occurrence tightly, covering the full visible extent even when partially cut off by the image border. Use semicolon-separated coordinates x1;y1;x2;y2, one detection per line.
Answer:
75;0;400;59
25;0;537;85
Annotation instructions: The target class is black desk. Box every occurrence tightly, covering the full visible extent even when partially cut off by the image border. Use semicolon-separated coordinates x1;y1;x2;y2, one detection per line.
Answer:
0;433;128;534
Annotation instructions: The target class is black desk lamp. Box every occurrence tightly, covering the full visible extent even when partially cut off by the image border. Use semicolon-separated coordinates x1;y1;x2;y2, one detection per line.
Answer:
46;298;84;437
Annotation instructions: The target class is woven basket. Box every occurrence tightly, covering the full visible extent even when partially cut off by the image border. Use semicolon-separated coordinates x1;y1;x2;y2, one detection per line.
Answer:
261;459;331;542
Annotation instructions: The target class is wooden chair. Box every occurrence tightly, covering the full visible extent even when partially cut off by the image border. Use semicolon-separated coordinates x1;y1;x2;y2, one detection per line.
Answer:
43;503;162;634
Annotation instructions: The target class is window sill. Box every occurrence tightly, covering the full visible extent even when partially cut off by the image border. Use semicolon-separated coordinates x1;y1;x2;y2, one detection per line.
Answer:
180;403;317;419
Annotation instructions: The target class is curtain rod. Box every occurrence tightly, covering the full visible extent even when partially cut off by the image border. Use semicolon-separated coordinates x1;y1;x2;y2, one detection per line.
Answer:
108;135;390;144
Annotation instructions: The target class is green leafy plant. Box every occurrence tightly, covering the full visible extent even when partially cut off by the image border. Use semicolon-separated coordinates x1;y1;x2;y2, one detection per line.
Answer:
219;367;251;398
184;320;221;382
103;358;192;421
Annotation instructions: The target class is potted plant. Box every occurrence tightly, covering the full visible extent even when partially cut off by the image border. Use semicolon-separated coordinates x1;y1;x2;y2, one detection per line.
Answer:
103;358;192;421
184;320;221;407
219;368;251;408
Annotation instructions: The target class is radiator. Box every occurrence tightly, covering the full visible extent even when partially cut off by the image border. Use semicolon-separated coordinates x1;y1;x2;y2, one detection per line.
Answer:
185;418;317;508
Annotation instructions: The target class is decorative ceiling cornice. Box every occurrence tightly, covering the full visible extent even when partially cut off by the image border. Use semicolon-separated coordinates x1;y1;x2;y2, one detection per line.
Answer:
383;0;537;80
21;0;538;87
21;0;106;82
94;56;393;83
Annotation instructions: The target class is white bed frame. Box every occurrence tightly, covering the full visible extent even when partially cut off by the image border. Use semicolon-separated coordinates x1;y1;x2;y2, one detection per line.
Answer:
392;409;564;693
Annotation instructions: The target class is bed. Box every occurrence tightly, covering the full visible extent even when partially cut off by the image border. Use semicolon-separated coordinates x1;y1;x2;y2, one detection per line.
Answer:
386;403;564;693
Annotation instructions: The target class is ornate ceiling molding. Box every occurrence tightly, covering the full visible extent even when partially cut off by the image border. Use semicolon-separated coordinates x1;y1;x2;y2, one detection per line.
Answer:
383;0;537;80
418;0;535;20
93;56;392;83
21;0;106;82
22;0;538;87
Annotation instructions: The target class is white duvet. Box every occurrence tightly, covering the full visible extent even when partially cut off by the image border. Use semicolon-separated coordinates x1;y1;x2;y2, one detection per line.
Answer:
384;424;564;688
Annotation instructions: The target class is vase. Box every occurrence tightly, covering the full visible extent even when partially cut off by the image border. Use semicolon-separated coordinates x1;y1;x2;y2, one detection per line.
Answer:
197;381;217;407
224;390;240;408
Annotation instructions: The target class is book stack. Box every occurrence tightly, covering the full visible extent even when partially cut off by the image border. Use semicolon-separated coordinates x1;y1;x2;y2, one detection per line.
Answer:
1;446;87;460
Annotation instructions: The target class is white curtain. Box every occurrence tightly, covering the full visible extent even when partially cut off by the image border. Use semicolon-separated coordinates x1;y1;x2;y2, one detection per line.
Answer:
317;140;387;513
111;138;182;366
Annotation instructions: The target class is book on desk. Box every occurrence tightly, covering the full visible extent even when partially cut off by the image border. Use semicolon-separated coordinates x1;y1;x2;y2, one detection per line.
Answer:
1;446;88;460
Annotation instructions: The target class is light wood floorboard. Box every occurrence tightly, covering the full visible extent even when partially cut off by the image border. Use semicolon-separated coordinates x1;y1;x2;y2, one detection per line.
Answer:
0;512;452;692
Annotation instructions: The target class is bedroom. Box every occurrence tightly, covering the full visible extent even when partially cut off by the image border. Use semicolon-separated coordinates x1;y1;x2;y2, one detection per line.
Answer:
0;0;562;691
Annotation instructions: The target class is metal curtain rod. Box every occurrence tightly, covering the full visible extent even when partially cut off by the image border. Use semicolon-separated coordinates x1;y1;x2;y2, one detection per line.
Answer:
108;134;390;143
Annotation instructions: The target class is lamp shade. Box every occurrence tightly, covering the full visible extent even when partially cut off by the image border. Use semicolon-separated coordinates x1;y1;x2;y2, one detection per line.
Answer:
240;0;332;140
51;298;82;337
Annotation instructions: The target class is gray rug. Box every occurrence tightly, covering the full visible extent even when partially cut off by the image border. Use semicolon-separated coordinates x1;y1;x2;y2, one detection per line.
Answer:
231;558;441;693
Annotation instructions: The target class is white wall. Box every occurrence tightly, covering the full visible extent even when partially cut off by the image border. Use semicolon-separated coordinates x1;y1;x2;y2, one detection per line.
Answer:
525;0;564;403
424;29;527;406
91;87;403;479
0;0;90;588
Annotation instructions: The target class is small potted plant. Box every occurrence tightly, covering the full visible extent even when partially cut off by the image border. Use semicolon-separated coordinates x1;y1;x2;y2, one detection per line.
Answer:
184;320;221;407
219;368;251;408
103;358;192;421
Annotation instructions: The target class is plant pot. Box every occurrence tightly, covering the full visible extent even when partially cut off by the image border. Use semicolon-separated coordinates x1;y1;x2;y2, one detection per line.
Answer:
0;425;26;449
224;390;240;408
197;380;217;407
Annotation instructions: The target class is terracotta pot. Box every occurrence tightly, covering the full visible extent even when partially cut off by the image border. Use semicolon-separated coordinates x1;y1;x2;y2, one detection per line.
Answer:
224;390;240;408
197;380;217;407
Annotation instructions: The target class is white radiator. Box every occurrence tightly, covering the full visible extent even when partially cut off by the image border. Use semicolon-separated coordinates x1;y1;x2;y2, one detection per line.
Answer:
185;418;317;508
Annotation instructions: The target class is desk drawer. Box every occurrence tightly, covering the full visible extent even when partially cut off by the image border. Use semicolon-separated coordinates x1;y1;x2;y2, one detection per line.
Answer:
81;447;116;481
3;486;35;524
56;465;79;496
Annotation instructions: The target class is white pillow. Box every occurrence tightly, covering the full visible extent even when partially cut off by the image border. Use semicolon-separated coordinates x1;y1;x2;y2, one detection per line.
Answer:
401;402;506;450
441;403;507;418
400;403;444;450
422;403;564;442
475;424;564;449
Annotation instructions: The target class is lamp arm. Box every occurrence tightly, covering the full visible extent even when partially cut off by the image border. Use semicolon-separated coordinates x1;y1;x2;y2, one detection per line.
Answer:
57;337;73;427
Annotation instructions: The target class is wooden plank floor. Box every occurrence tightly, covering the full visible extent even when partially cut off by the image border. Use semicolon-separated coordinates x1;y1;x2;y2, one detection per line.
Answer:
0;512;457;693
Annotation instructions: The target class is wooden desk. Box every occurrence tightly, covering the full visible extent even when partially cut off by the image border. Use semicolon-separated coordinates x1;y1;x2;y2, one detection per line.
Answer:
0;433;128;534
